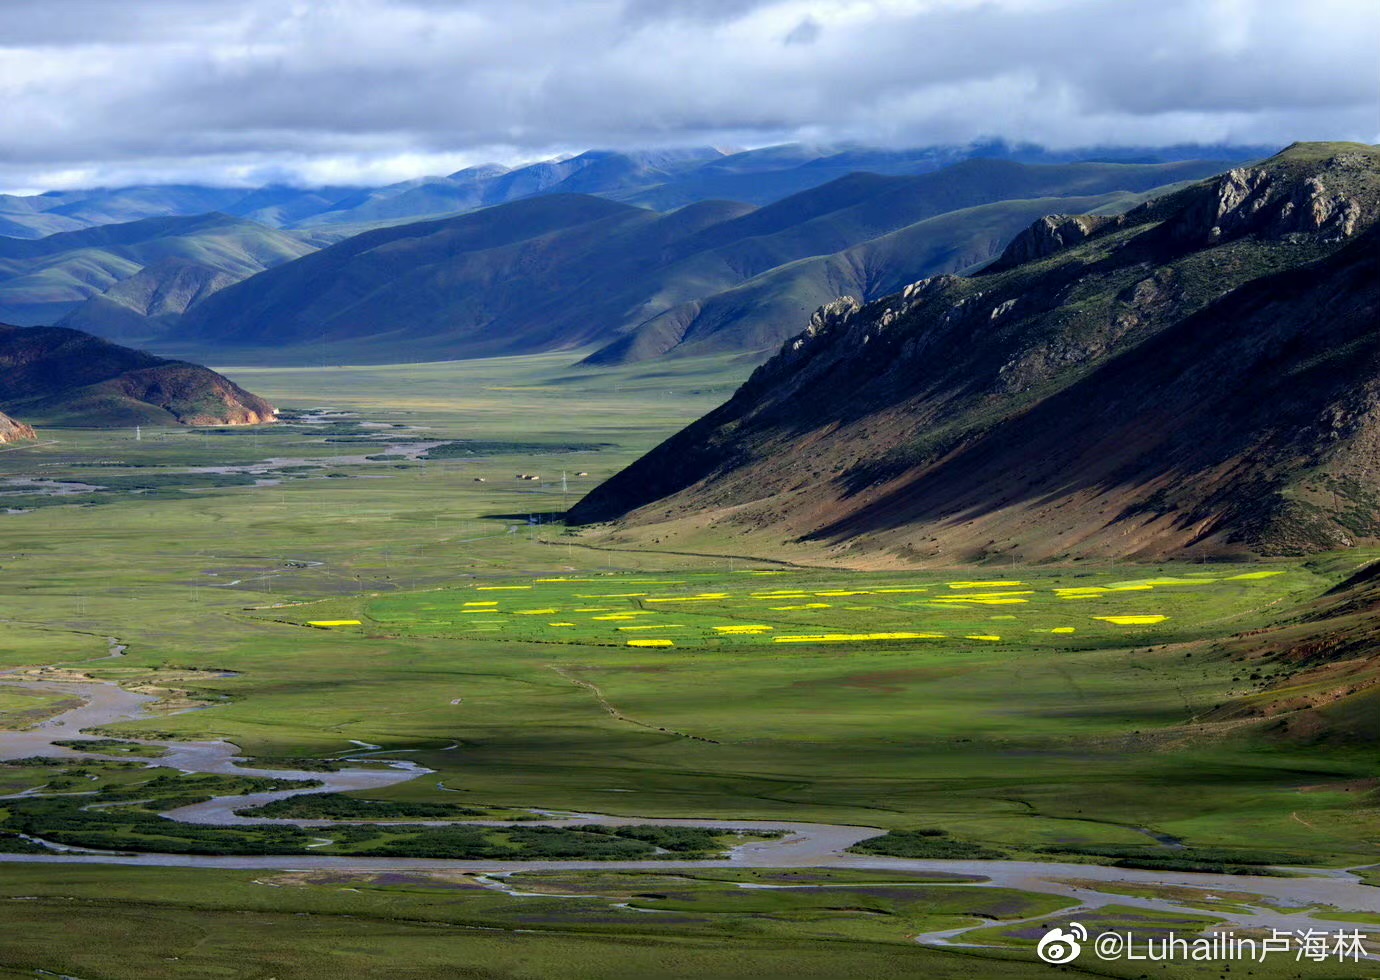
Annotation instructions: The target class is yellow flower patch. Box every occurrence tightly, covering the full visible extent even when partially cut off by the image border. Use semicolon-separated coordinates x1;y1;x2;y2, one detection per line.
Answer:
512;608;559;615
948;581;1024;589
929;597;1029;606
645;593;732;603
1055;585;1155;597
773;632;943;644
1109;577;1211;588
477;585;532;591
626;639;675;648
463;601;499;607
713;625;773;634
306;620;361;628
965;635;1002;642
548;622;576;627
769;603;831;610
1093;615;1169;626
1054;586;1157;599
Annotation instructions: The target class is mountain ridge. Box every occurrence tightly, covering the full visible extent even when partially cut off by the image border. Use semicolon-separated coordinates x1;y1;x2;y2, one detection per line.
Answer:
0;141;1273;240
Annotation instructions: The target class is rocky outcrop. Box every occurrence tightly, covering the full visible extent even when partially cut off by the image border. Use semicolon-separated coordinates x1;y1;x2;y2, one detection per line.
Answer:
0;411;35;444
790;296;861;351
988;214;1123;270
1165;161;1369;246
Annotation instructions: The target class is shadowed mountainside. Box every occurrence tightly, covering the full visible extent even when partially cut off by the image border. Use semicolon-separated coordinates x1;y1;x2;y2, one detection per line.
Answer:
0;324;275;426
569;143;1380;564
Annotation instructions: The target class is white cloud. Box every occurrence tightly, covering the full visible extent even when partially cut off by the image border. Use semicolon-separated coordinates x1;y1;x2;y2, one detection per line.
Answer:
0;0;1374;190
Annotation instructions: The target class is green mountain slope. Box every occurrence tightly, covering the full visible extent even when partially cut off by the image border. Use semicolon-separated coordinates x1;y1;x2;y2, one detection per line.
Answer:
175;194;719;356
0;324;276;426
569;143;1380;563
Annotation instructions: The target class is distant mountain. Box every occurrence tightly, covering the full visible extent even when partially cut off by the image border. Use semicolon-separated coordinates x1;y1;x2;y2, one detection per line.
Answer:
0;142;1273;239
176;158;1232;363
0;410;35;444
294;148;729;229
0;184;366;239
0;212;323;334
569;143;1380;563
0;324;275;426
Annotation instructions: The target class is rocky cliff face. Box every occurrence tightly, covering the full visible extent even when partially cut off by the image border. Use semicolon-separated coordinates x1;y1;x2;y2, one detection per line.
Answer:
0;411;35;444
569;142;1380;563
0;324;275;427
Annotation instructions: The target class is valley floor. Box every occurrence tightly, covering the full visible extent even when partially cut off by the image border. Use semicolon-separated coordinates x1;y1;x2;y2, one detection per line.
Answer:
0;353;1375;979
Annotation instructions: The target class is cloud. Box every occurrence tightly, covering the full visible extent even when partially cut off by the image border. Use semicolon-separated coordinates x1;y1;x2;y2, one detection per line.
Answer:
0;0;1375;190
783;16;822;45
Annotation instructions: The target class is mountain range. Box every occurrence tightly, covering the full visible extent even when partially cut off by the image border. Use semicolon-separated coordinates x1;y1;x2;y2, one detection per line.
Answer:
0;142;1274;367
569;142;1380;563
0;141;1271;239
0;324;275;427
171;157;1233;363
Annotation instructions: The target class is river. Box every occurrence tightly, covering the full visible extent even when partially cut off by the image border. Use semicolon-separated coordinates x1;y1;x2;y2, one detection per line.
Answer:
1;671;1376;952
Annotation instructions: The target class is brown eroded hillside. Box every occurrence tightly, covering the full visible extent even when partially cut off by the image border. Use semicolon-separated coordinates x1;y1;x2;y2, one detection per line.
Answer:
0;324;275;427
0;410;35;444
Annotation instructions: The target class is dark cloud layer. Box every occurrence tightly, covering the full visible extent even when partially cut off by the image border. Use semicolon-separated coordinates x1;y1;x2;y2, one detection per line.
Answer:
0;0;1375;190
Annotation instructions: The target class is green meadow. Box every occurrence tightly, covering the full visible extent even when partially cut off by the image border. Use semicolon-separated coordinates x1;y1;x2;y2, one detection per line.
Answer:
0;352;1376;977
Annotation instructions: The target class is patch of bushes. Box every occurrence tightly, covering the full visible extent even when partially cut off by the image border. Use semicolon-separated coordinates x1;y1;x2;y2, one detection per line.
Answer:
1038;843;1300;875
237;792;489;819
848;829;1005;860
0;832;48;854
422;440;611;458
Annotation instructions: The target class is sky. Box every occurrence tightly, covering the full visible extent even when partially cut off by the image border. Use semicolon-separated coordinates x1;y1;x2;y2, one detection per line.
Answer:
1;0;1376;192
